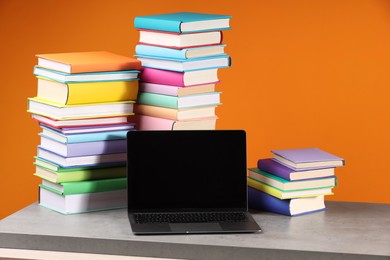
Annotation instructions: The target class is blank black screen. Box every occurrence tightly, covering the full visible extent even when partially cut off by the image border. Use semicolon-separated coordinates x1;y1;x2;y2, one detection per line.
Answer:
127;130;247;212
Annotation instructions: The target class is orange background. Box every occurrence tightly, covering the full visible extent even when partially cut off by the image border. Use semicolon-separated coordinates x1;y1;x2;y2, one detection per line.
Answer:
1;0;389;219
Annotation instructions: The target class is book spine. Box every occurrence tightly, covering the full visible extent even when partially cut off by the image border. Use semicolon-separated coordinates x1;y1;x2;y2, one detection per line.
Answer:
257;158;293;181
64;140;127;157
67;80;139;104
134;115;174;130
134;105;179;120
134;18;181;33
248;187;292;216
65;130;129;143
60;177;127;195
137;92;178;109
140;68;185;86
247;177;283;199
139;82;180;96
136;44;186;59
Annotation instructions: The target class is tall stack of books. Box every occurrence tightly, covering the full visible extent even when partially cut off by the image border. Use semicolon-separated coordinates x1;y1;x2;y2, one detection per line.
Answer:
248;148;345;216
132;12;232;130
27;51;141;214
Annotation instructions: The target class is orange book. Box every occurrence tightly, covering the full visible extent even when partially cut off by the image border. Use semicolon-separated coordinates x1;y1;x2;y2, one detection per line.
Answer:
36;51;142;73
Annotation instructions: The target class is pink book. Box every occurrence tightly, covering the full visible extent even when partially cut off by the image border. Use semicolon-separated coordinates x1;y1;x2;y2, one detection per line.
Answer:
132;115;217;130
140;68;220;87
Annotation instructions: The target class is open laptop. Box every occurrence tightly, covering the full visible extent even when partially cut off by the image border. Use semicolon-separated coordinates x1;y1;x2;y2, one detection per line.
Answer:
127;130;261;235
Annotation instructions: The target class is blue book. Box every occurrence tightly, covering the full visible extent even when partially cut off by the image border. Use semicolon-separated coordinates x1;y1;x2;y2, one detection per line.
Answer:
248;187;327;217
135;44;227;60
136;54;231;72
137;92;221;109
40;124;128;143
33;66;139;83
134;12;232;33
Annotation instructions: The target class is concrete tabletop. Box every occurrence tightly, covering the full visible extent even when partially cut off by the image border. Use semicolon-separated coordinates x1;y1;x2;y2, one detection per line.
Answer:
1;201;389;259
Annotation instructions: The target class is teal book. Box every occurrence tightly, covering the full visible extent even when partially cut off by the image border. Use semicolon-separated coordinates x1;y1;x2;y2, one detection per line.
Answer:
39;177;127;195
39;124;127;143
137;92;221;109
247;168;336;191
134;12;232;33
136;54;231;72
135;44;227;60
33;66;139;83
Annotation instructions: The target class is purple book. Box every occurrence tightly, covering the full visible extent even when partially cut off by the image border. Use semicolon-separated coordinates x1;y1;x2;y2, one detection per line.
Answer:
40;135;126;157
257;158;335;181
271;148;345;170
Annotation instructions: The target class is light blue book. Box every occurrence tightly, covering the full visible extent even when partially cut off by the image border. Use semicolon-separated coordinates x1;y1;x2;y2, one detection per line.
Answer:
135;44;227;60
134;12;232;33
39;124;128;143
33;66;139;83
136;55;231;72
137;92;221;109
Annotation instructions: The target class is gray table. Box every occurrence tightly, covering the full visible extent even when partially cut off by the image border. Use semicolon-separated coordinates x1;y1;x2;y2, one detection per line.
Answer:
0;202;389;260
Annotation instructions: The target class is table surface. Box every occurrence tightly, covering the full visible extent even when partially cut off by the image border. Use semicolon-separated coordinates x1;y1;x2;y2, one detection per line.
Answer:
1;201;389;260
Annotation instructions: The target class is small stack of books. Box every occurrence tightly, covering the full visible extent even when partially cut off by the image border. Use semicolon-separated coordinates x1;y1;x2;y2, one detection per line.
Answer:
248;148;345;216
132;12;232;130
27;51;141;214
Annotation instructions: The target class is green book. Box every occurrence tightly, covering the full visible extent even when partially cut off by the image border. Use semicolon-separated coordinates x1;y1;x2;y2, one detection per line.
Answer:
34;157;126;183
39;177;127;195
247;177;333;200
247;168;336;191
137;91;221;109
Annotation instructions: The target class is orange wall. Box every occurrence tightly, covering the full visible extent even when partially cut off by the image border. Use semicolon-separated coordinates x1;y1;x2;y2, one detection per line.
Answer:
1;0;389;219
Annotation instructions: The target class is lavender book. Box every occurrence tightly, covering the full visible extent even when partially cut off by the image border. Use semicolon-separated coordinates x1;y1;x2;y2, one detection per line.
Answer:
257;158;335;181
272;148;345;170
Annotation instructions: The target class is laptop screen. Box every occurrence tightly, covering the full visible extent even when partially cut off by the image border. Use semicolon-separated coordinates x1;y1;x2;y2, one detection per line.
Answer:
127;130;248;212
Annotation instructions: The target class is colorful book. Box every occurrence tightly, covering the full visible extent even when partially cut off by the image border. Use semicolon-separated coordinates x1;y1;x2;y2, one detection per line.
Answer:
135;44;226;60
32;114;131;128
247;177;333;200
272;148;345;170
34;67;139;83
27;98;134;120
39;125;128;143
137;92;221;109
139;82;215;97
247;168;336;191
133;115;217;130
41;123;134;134
36;77;139;105
140;67;219;87
138;30;222;48
134;12;231;33
134;104;216;121
248;187;327;217
257;158;335;181
34;158;126;183
37;147;127;167
39;135;126;157
36;51;141;73
34;156;125;171
40;177;127;195
39;187;127;214
136;55;231;72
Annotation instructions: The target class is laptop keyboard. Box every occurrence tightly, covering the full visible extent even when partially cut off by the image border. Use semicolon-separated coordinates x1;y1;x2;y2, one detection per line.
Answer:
134;212;248;224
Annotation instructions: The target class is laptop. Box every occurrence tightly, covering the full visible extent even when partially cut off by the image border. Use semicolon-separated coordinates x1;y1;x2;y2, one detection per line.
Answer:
127;130;261;235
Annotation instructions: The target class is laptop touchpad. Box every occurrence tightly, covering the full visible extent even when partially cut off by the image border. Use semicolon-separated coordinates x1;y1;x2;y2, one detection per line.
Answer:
170;223;222;233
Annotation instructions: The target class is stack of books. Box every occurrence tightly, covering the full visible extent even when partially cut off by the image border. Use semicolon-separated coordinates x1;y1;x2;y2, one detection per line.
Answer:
132;12;232;130
248;148;345;216
27;51;141;214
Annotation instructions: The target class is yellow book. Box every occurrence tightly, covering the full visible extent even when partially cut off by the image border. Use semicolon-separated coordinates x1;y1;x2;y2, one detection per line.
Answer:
36;77;139;105
247;177;333;200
